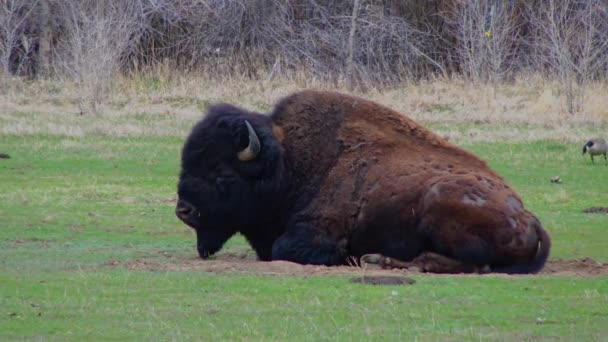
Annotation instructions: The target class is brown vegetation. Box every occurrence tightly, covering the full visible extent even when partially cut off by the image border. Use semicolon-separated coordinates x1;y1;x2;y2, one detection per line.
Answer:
0;0;607;115
1;75;607;142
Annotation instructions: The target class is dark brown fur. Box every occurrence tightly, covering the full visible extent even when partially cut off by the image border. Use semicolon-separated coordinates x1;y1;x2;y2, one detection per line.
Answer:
270;91;550;273
176;90;551;274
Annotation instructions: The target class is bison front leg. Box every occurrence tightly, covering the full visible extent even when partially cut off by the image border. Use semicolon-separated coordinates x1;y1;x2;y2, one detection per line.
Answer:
360;254;415;269
271;224;347;266
360;252;490;274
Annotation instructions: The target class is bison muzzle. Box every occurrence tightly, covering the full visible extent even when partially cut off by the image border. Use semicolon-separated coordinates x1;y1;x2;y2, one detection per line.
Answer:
175;90;551;274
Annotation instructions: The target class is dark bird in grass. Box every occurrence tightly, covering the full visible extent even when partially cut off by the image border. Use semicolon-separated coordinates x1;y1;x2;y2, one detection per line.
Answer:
550;176;562;184
582;138;607;165
0;153;10;159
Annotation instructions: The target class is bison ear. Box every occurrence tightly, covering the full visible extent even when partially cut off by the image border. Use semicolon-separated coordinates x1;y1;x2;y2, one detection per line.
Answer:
236;120;261;161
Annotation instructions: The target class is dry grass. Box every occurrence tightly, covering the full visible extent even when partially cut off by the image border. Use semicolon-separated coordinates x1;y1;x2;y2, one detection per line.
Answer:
1;73;607;143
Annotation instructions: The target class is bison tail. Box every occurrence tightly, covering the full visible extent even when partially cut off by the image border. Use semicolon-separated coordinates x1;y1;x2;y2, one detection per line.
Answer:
493;224;551;274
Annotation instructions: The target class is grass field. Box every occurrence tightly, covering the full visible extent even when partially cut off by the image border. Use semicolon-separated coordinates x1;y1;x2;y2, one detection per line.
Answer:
2;108;608;340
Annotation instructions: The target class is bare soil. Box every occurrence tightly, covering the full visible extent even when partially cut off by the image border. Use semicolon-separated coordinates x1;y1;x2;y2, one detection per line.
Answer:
108;251;608;277
582;207;608;214
350;275;416;285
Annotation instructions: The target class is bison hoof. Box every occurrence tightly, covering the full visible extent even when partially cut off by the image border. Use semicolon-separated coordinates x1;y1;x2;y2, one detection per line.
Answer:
360;254;386;268
408;266;423;273
477;265;491;274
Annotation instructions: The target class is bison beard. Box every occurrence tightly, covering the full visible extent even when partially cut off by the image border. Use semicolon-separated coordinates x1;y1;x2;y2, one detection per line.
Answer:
175;90;551;274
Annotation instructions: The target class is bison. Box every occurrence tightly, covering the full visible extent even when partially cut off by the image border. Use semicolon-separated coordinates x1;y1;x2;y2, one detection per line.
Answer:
175;90;551;274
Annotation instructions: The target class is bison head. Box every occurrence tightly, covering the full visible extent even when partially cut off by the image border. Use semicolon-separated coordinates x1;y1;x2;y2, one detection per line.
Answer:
175;104;285;259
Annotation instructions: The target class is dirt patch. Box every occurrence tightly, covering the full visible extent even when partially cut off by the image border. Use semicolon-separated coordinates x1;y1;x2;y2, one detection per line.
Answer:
107;252;608;277
8;238;53;246
351;275;416;285
539;258;608;277
123;257;398;277
582;207;608;214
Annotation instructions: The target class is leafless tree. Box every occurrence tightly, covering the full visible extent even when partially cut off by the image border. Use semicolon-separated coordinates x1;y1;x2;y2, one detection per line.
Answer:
447;0;521;85
527;0;608;114
35;0;51;78
54;0;145;113
130;1;434;87
5;0;607;96
0;0;39;79
346;0;362;90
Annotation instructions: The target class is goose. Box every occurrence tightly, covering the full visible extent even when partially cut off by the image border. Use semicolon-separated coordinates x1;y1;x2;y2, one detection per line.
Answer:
582;138;607;165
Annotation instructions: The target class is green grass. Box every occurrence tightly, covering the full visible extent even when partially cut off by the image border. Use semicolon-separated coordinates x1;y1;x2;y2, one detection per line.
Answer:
1;134;607;341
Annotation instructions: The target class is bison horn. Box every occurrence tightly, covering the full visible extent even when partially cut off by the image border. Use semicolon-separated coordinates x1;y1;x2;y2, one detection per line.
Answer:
237;120;261;161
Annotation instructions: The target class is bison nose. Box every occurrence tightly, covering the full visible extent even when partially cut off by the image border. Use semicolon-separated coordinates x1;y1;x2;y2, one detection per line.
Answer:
175;200;194;220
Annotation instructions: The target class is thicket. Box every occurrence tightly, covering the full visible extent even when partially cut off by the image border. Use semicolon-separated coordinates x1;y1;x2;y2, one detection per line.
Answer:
1;0;607;113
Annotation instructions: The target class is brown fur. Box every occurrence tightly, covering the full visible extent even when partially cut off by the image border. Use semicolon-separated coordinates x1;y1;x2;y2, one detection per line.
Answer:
271;90;550;273
271;124;285;143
